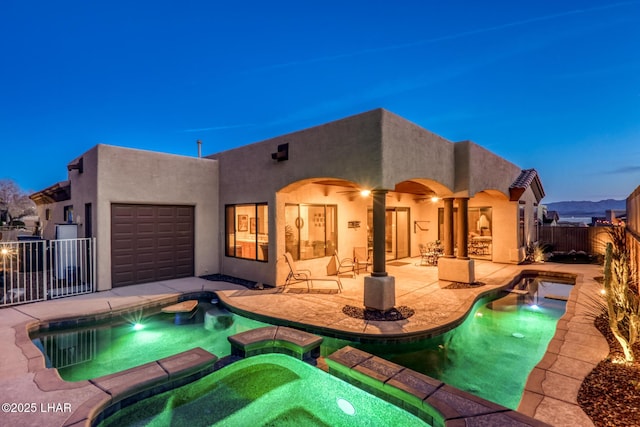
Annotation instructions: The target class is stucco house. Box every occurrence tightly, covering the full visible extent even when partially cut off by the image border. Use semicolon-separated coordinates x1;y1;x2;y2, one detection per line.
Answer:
30;109;544;293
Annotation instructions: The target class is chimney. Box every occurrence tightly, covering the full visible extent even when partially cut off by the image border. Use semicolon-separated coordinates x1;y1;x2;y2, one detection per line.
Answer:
197;139;202;158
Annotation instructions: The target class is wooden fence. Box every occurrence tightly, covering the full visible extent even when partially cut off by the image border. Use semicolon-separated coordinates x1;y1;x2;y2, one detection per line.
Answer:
539;226;613;254
628;228;640;279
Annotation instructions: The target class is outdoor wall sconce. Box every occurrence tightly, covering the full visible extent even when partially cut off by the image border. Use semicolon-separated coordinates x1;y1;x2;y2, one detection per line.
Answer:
67;157;83;173
414;220;429;233
271;143;289;162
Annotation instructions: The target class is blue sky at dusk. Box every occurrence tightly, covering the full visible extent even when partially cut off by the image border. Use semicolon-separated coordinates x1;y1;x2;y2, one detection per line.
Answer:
1;0;638;203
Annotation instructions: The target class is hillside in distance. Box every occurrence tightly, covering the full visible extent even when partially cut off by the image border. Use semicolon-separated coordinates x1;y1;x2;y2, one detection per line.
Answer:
545;199;626;217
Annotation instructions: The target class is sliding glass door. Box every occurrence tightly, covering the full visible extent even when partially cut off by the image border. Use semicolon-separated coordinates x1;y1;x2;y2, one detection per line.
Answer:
368;207;410;261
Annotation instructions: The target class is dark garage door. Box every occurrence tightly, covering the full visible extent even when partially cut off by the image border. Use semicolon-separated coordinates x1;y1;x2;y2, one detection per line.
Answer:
111;204;194;287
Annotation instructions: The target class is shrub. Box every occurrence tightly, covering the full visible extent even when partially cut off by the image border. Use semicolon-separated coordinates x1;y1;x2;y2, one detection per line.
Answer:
602;226;640;362
525;241;548;263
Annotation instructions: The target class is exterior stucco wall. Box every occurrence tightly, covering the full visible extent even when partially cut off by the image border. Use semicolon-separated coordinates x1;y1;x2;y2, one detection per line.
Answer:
211;109;385;193
380;110;455;193
37;202;72;239
93;144;218;291
493;186;539;264
455;141;521;197
211;108;543;284
35;148;99;240
211;110;387;286
211;109;457;285
67;147;99;239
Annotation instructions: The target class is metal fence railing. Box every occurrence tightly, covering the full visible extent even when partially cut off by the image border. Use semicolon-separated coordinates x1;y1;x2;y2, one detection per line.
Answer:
0;238;96;307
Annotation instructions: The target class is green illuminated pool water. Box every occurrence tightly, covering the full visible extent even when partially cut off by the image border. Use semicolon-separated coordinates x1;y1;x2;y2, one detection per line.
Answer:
33;300;269;381
34;277;569;410
98;353;430;427
325;278;571;409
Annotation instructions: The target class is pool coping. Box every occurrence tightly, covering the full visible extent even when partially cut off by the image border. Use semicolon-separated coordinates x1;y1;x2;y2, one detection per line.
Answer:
19;342;218;427
228;325;323;360
326;345;551;427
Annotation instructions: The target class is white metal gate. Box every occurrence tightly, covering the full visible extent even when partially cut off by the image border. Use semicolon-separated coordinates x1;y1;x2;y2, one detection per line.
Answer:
0;238;96;306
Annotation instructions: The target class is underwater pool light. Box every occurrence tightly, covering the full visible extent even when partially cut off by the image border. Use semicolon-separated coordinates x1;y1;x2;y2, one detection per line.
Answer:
530;304;540;310
133;323;145;331
336;398;355;415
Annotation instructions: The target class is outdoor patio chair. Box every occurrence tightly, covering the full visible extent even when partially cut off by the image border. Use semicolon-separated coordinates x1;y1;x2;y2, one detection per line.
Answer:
353;247;371;273
418;243;431;266
333;250;356;277
284;252;342;292
418;243;441;266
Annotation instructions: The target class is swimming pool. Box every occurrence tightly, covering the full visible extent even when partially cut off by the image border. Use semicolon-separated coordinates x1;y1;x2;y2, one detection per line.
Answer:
32;299;269;381
97;353;431;427
324;276;571;409
32;276;570;409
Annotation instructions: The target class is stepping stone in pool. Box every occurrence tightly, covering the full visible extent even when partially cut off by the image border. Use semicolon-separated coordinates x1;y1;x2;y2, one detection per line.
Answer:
162;300;199;324
505;289;528;295
544;294;568;301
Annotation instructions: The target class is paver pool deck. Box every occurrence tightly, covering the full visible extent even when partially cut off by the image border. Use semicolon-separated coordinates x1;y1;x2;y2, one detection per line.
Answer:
0;259;608;426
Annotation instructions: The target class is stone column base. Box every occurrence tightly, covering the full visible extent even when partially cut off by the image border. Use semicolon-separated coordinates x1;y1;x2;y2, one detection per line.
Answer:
364;275;396;311
438;257;475;284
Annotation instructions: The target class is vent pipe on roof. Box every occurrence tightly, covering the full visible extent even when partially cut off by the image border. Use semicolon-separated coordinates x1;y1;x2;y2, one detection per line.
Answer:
197;139;202;158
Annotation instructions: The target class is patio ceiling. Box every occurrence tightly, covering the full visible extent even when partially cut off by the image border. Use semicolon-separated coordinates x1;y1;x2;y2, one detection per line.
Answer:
312;179;436;196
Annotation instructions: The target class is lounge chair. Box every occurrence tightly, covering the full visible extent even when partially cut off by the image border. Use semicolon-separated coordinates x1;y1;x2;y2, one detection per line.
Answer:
333;250;356;277
353;247;371;273
284;252;342;292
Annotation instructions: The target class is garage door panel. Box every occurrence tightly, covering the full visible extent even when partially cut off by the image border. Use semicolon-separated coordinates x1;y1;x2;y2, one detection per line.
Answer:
136;270;155;282
112;205;134;216
113;274;134;287
112;204;194;287
112;258;133;269
157;237;175;247
156;255;174;264
136;223;155;233
175;240;191;249
157;222;175;232
176;223;192;233
136;253;156;263
113;223;135;234
136;206;156;216
175;268;192;277
112;240;134;251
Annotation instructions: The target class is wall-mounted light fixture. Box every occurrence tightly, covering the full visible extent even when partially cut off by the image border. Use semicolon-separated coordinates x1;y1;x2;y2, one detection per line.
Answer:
414;194;440;203
67;157;83;174
271;143;289;162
